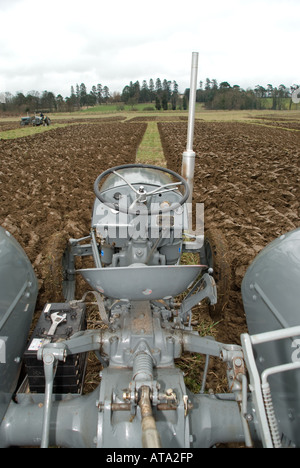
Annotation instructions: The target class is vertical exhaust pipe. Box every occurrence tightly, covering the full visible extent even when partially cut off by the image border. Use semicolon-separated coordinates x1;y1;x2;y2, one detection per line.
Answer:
181;52;199;205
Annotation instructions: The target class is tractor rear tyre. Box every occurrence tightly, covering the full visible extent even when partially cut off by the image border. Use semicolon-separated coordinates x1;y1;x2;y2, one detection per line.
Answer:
203;228;231;320
43;232;72;303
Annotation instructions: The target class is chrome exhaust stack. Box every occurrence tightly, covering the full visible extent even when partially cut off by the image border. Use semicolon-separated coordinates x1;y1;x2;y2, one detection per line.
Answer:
181;51;199;205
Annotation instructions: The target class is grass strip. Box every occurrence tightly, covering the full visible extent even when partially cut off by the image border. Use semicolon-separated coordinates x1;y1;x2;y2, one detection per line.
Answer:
136;122;166;166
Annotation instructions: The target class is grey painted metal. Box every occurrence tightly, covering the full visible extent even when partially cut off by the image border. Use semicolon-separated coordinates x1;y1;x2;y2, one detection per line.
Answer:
96;367;190;448
0;392;98;448
37;300;224;367
241;333;274;448
78;264;202;300
186;52;199;154
179;273;217;320
0;386;247;448
0;227;38;423
242;227;300;447
100;167;175;193
181;52;199;205
90;165;191;272
242;228;300;334
189;393;246;447
0;295;247;448
94;164;190;215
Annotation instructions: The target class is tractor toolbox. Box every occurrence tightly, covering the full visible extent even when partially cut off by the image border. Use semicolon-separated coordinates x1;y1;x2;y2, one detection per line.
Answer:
24;302;87;394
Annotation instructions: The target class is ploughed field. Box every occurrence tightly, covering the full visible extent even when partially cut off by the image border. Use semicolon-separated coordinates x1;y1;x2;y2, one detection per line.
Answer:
0;117;299;392
159;121;300;346
0;121;146;308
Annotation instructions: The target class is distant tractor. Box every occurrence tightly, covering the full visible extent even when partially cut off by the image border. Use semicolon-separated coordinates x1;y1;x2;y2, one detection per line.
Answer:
20;116;31;126
20;114;51;127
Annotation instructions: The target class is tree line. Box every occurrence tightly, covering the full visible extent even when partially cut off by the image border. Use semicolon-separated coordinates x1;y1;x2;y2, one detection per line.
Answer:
0;83;112;114
197;79;299;110
120;79;182;110
0;78;299;114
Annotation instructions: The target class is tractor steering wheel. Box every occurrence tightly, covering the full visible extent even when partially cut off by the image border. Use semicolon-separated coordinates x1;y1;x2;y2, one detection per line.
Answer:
94;164;190;215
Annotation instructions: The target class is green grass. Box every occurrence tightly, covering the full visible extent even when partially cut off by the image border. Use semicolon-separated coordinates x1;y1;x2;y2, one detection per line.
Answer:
0;123;68;140
80;102;186;114
78;102;157;114
136;122;166;165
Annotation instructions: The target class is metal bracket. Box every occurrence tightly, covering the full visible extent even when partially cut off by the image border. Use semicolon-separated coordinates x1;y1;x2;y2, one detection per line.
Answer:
180;272;217;319
242;326;300;449
70;290;109;325
37;344;67;448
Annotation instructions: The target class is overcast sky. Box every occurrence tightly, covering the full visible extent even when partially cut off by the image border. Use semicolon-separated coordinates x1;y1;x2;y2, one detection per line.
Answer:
0;0;299;97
